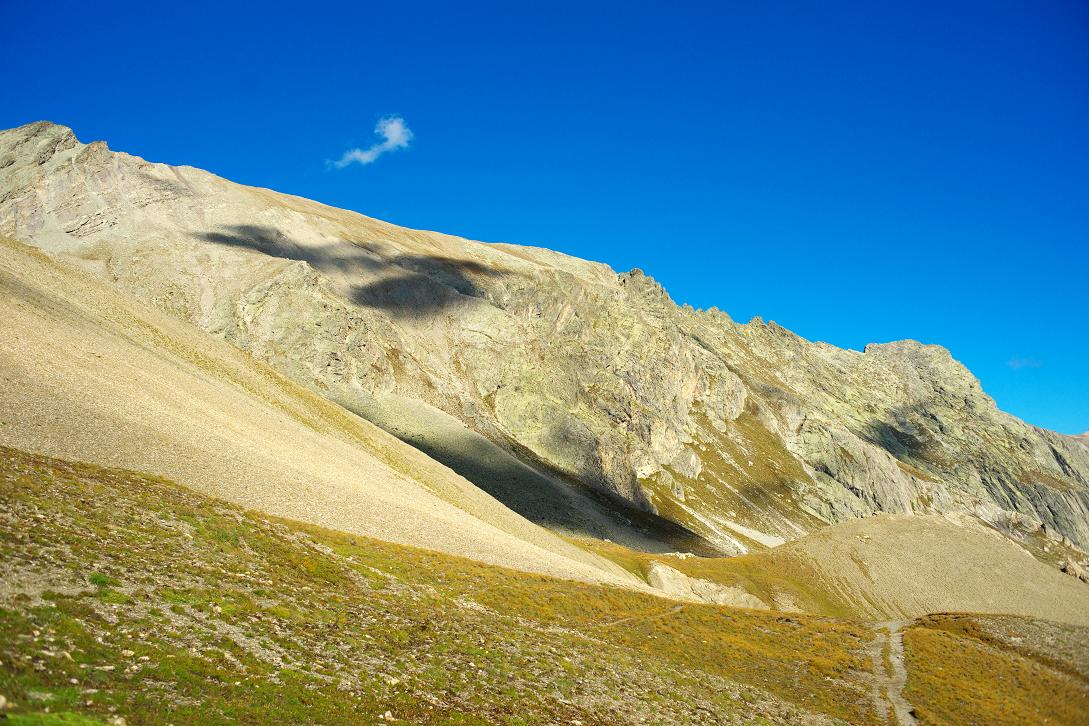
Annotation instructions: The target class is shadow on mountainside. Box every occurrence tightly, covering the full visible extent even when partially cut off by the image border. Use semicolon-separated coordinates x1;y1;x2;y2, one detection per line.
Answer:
343;395;727;556
196;224;504;317
404;428;727;555
866;417;929;463
196;224;726;555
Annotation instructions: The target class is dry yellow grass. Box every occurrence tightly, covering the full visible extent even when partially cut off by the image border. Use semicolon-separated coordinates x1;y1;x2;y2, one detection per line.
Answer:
1;445;877;724
903;614;1089;726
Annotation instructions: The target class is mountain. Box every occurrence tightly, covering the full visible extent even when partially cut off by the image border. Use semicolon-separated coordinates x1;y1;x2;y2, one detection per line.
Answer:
0;233;627;586
3;120;1086;562
3;120;1089;725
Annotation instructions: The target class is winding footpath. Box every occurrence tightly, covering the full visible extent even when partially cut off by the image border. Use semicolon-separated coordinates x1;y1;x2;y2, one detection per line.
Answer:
867;621;918;725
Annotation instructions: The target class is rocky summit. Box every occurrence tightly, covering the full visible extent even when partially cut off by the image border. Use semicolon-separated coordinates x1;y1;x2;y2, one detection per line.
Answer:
3;120;1087;559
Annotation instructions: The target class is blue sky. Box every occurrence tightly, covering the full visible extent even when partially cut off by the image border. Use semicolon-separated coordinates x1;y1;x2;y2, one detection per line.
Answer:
3;1;1086;433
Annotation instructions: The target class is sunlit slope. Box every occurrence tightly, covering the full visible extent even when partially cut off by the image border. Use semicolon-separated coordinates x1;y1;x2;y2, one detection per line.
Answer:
904;614;1089;726
6;446;1088;725
0;444;900;725
4;121;1087;557
578;514;1089;625
746;514;1089;624
0;236;630;585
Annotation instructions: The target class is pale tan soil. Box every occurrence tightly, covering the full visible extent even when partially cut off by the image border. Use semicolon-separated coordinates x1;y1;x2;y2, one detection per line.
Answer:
0;236;634;587
760;514;1089;625
581;513;1089;623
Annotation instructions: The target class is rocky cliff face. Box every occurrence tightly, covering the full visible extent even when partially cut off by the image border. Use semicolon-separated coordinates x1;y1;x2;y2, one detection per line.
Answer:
3;121;1087;555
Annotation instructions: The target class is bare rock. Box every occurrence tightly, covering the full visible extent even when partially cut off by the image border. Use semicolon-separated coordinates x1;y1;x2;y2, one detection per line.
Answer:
645;561;768;609
2;121;1087;557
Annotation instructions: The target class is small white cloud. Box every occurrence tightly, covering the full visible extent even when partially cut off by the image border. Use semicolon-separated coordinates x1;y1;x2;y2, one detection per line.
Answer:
330;116;413;169
1008;357;1043;370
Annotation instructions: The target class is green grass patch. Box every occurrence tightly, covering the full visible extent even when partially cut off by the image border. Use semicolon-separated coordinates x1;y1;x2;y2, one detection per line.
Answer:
0;444;911;724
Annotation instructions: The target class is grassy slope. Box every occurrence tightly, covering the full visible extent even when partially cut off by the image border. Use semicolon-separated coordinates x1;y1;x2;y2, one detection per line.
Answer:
5;448;1087;725
569;537;853;617
1;445;875;725
902;614;1089;726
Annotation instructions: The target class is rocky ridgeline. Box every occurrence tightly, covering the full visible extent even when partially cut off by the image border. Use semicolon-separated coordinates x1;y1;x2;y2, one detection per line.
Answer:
3;121;1087;556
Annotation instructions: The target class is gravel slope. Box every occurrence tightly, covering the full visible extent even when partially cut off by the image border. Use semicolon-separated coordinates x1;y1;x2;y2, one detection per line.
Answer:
764;514;1089;625
0;236;634;586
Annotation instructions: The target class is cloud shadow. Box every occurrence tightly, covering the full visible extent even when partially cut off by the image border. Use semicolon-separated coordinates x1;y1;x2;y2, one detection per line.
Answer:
195;223;503;317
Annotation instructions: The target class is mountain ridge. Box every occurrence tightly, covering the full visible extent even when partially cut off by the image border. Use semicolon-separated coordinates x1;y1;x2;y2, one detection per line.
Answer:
2;120;1088;562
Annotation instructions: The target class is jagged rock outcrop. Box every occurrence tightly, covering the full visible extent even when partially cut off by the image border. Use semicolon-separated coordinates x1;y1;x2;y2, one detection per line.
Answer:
2;120;1087;555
